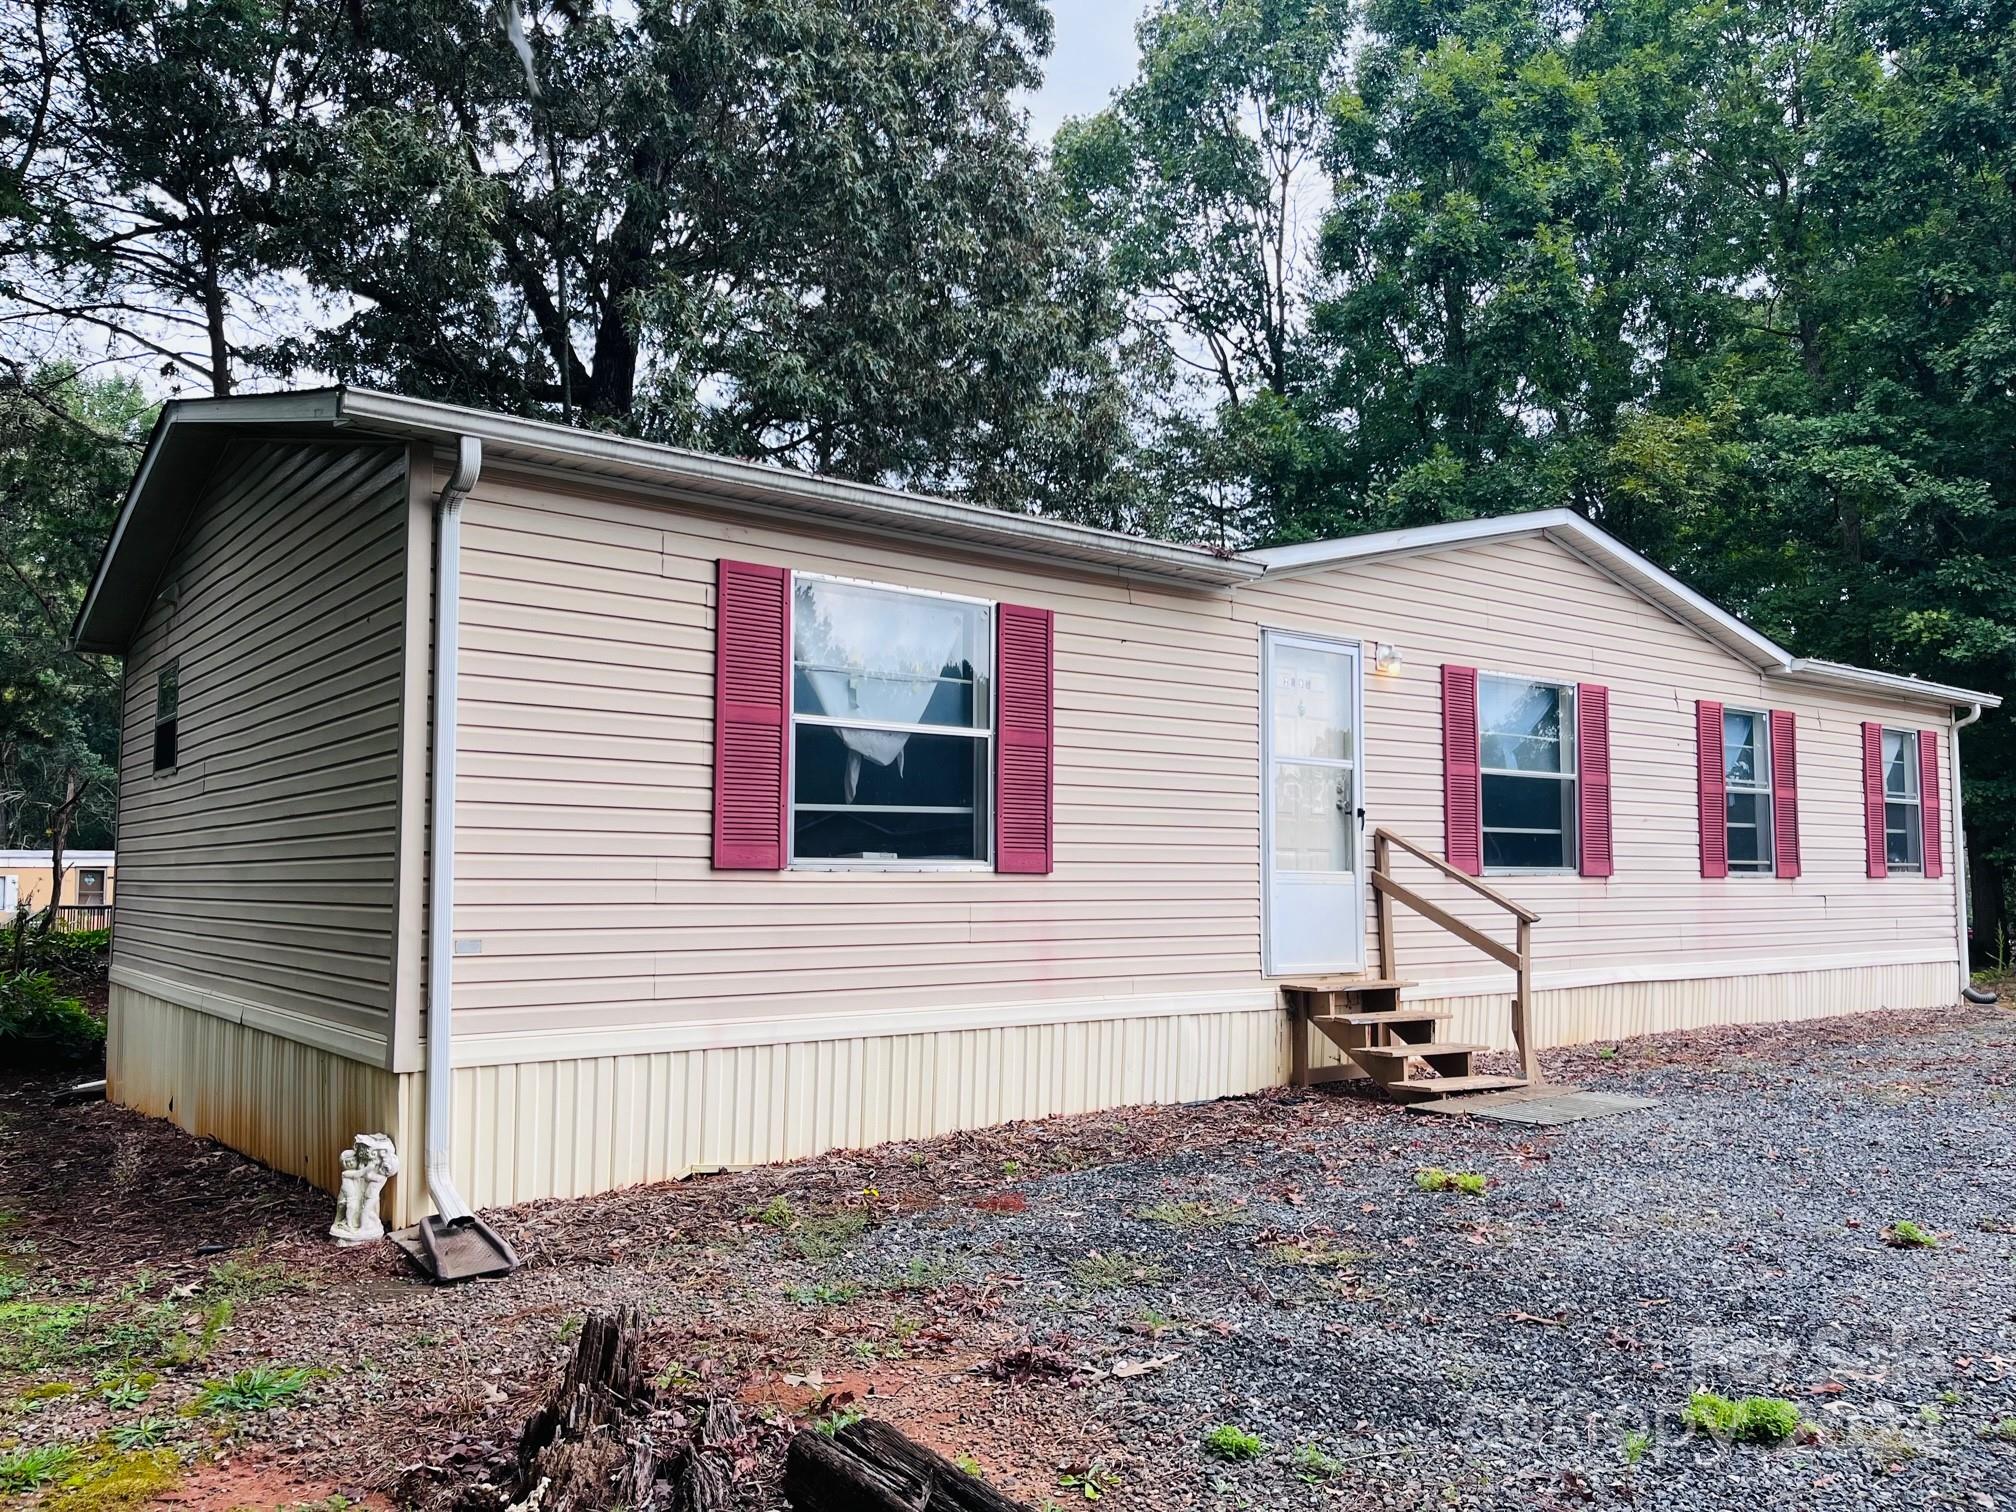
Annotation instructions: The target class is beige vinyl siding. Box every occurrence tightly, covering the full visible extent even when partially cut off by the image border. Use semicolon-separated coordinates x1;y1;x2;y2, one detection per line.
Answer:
450;479;1958;1058
1238;535;1960;994
448;468;1264;1046
113;440;409;1043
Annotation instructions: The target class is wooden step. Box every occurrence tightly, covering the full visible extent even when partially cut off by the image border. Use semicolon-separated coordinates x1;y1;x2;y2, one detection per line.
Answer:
1386;1074;1529;1103
1319;1010;1452;1027
1350;1041;1486;1061
1281;977;1415;993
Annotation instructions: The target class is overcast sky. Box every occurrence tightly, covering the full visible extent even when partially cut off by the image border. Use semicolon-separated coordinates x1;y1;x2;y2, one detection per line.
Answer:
1023;4;1146;139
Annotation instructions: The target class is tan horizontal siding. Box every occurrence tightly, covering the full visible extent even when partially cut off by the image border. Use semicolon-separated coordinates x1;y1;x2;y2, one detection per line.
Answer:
1239;535;1960;990
113;440;409;1031
446;470;1962;1051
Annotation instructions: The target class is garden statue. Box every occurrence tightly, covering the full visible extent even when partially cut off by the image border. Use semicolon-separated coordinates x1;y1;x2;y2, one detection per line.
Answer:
329;1134;400;1245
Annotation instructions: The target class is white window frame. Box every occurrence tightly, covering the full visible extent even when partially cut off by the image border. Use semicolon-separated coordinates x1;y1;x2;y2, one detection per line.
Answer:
1723;707;1775;877
1882;727;1923;875
1478;672;1578;875
786;570;996;873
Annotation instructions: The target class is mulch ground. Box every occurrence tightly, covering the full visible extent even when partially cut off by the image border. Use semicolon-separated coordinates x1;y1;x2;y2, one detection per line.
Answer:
4;998;2015;1509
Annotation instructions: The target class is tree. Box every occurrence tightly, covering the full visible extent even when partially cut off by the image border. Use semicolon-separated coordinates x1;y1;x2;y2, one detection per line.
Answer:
250;0;1126;509
0;366;144;922
1054;0;1353;542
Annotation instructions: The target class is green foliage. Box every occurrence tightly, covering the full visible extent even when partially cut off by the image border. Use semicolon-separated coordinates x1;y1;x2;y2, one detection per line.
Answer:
1682;1390;1802;1445
0;1299;92;1370
1415;1168;1488;1196
106;1418;174;1451
193;1365;316;1414
1201;1424;1266;1461
751;1196;796;1228
0;1443;81;1492
1883;1221;1938;1249
784;1281;861;1308
1069;1253;1173;1291
811;1407;865;1437
0;969;104;1070
788;1213;869;1261
1985;1417;2016;1443
1135;1200;1237;1229
1622;1428;1652;1465
1291;1442;1342;1480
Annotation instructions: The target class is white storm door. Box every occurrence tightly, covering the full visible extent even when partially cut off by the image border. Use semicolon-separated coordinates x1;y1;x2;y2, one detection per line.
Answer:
1262;631;1365;976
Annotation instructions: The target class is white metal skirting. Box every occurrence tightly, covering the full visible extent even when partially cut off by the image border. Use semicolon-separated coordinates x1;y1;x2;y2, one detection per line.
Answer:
107;959;1957;1226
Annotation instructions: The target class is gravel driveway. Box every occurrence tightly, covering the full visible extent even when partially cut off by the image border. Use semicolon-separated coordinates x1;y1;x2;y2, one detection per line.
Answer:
4;1001;2014;1510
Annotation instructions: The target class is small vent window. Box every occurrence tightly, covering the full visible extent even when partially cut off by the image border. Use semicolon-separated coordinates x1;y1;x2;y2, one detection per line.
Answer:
153;663;179;773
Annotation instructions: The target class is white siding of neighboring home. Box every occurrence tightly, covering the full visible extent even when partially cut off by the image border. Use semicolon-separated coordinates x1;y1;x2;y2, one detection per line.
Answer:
109;439;410;1057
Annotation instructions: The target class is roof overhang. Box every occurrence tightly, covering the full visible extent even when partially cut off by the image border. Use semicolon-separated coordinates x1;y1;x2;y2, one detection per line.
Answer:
1774;658;1999;711
74;387;1262;653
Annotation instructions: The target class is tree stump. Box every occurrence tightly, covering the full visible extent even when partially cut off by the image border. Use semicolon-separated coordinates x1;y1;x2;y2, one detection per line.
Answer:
783;1417;1031;1512
442;1304;738;1512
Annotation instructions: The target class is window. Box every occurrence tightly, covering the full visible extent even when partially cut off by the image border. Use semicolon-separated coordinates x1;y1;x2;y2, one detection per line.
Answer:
1882;728;1922;872
78;870;106;907
152;663;179;773
1723;709;1773;874
790;575;991;864
1479;675;1576;871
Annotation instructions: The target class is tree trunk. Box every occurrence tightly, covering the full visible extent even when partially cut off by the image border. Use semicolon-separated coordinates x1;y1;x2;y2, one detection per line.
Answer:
1969;849;2006;975
39;766;78;938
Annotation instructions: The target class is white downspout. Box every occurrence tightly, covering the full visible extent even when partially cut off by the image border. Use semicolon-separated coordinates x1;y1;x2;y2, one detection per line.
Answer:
426;437;482;1225
1951;701;1983;997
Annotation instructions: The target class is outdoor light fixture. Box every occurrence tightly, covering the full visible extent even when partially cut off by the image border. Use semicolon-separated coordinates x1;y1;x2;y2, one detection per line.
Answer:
1374;642;1404;675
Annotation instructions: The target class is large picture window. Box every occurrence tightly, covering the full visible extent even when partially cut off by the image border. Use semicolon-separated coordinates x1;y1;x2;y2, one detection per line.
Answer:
1723;708;1773;874
1882;728;1922;872
1479;675;1576;871
790;575;992;864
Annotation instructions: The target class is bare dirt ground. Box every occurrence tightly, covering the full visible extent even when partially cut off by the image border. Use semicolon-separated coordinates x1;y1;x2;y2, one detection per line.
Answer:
4;1000;2015;1510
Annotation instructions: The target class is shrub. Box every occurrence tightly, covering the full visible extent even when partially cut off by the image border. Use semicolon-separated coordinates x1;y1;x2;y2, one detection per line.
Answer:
1202;1425;1266;1461
1682;1390;1802;1445
0;969;103;1070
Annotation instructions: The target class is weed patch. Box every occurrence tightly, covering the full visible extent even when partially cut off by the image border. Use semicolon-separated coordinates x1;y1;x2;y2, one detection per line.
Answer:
1201;1424;1265;1461
1069;1253;1172;1291
1291;1442;1341;1480
0;1443;81;1493
194;1365;317;1414
1135;1200;1237;1230
788;1213;868;1262
1682;1390;1802;1445
0;1299;92;1370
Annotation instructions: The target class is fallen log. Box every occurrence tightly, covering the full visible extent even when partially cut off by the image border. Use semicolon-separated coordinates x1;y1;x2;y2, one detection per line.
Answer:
783;1417;1030;1512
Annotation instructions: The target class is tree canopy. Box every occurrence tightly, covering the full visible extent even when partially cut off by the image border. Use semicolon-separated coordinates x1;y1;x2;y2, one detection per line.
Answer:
2;0;2014;953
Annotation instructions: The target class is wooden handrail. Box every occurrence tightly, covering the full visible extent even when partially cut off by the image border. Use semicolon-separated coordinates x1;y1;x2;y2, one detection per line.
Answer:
1373;828;1540;922
1370;828;1541;1084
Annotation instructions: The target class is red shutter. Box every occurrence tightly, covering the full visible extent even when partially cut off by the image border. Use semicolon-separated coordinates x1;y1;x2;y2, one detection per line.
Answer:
712;559;790;870
1862;722;1887;878
1769;709;1800;879
1442;665;1482;876
995;603;1053;874
1696;700;1727;879
1577;683;1613;877
1919;730;1943;879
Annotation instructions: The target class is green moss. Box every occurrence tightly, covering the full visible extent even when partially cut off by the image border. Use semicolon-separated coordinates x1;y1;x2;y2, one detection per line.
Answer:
1202;1424;1266;1461
17;1379;80;1405
45;1445;182;1511
1682;1390;1802;1445
1883;1220;1938;1249
1415;1168;1488;1196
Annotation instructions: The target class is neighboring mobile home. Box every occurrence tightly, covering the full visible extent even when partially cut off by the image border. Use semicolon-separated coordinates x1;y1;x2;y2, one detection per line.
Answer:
74;390;1997;1226
0;850;116;923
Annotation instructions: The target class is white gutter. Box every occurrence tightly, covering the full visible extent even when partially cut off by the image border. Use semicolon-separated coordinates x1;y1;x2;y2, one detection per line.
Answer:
1778;657;2002;711
1951;701;1984;994
425;436;482;1226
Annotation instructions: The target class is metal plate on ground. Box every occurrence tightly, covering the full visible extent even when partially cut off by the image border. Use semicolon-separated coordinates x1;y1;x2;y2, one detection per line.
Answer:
1408;1088;1658;1125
